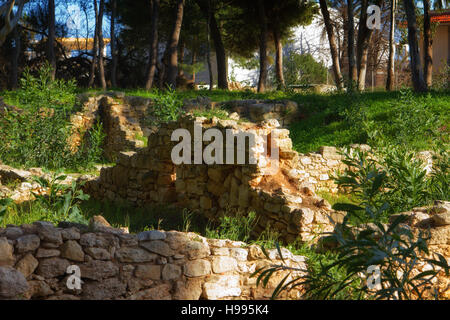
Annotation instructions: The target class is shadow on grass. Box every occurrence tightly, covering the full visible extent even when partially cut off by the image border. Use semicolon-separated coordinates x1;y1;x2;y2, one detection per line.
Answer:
79;198;209;234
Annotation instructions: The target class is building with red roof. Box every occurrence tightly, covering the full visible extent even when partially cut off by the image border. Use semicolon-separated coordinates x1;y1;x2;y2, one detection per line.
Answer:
421;10;450;76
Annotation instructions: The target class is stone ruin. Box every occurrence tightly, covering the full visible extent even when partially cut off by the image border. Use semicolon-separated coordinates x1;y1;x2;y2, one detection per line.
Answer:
68;92;364;194
68;93;303;161
0;201;448;300
183;97;300;126
0;91;448;300
83;114;345;244
0;221;307;300
69;92;152;161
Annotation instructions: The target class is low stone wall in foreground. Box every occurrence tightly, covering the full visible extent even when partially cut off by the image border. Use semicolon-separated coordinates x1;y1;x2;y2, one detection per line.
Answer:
0;222;306;300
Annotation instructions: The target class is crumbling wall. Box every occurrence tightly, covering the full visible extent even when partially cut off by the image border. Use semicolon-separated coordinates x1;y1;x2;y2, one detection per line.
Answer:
183;98;300;126
0;222;306;300
84;115;343;243
68;93;153;161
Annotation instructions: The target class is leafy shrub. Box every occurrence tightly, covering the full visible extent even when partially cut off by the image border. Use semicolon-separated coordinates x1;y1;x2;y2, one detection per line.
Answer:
84;121;106;165
0;198;13;224
0;108;75;169
0;173;90;227
334;146;449;220
16;63;76;112
145;88;183;126
283;53;328;86
0;65;104;170
30;172;90;225
252;185;449;300
206;211;257;243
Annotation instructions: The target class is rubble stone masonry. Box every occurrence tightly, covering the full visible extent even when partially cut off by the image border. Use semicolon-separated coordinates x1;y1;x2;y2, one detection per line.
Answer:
83;115;345;243
0;222;306;300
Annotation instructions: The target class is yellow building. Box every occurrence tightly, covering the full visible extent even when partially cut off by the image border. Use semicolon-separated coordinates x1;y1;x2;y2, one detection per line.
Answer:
56;37;111;57
420;10;450;75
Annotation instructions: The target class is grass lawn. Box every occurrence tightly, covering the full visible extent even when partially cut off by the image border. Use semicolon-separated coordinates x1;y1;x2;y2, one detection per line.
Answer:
122;88;450;153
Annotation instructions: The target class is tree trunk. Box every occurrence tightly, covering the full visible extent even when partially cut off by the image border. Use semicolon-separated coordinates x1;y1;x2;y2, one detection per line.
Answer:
178;38;185;77
355;0;369;90
403;0;427;92
110;0;118;87
0;0;26;47
88;0;99;88
347;0;357;88
257;0;268;93
145;0;160;90
196;0;228;90
191;48;197;82
356;0;383;91
10;25;21;89
48;0;56;79
98;0;107;90
164;0;184;89
341;7;348;72
206;2;214;91
319;0;344;90
273;29;285;90
423;0;432;88
386;0;396;91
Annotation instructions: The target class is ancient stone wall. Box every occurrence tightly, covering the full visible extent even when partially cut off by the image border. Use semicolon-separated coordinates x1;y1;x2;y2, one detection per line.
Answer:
291;146;434;194
84;115;343;243
183;98;300;126
69;93;152;161
68;92;355;191
0;222;306;300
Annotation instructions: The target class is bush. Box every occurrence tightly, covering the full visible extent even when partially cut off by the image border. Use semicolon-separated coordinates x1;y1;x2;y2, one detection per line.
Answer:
0;65;104;170
145;88;183;126
334;146;449;221
283;53;328;86
206;211;257;243
15;63;77;112
0;107;75;169
0;172;90;227
252;180;449;300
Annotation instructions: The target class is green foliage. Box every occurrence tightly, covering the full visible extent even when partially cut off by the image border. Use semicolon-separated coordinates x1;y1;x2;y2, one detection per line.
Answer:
0;172;90;227
144;88;183;126
283;53;328;86
252;185;449;300
0;198;13;224
334;145;449;220
433;63;450;91
206;211;257;243
191;107;231;120
0;107;75;169
352;90;443;150
30;172;90;225
232;55;260;71
319;205;449;300
0;65;104;170
179;62;205;76
315;189;358;207
15;63;77;112
85;121;106;165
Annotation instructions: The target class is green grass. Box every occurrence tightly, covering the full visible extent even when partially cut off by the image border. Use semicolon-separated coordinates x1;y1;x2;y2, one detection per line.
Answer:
119;88;450;153
134;133;148;148
9;86;444;154
78;198;209;234
315;189;358;207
